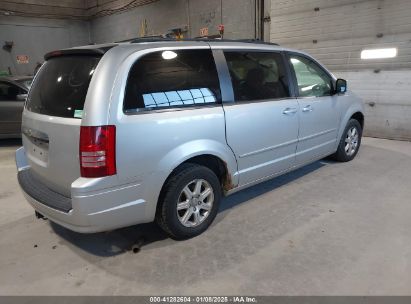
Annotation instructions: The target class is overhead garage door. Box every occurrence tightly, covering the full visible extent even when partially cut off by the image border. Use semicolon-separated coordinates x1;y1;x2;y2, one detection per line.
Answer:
267;0;411;140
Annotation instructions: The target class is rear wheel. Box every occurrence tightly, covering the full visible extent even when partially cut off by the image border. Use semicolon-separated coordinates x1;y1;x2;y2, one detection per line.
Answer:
156;164;221;240
332;119;362;162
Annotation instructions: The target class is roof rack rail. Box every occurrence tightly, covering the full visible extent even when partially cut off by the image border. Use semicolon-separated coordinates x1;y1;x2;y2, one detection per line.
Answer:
233;39;279;46
194;37;279;46
125;37;279;46
116;35;167;43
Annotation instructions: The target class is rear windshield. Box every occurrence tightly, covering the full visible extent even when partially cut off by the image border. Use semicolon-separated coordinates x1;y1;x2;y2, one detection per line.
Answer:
26;56;100;118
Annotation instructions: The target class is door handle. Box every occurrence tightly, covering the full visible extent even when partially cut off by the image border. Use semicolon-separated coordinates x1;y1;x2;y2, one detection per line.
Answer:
302;105;313;112
283;108;298;115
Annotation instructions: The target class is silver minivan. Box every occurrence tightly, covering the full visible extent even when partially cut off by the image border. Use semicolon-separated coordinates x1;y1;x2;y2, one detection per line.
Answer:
15;39;364;239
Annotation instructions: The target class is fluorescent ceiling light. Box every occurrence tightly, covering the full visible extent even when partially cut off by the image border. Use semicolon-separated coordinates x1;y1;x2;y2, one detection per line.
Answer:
361;48;397;59
162;51;177;60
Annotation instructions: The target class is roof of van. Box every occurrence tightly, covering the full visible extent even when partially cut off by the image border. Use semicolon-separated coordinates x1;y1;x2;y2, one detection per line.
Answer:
44;39;294;60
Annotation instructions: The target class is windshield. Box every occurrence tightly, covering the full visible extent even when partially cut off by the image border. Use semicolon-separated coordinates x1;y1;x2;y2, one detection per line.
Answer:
26;56;100;118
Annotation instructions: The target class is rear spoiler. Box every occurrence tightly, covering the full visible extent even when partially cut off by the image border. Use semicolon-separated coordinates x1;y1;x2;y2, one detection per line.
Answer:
44;45;117;60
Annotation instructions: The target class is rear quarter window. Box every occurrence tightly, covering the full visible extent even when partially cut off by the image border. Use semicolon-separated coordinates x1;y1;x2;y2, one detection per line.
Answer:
26;56;100;118
124;49;221;112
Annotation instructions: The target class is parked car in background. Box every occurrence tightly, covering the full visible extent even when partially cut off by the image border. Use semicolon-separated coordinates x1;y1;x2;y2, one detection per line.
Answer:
0;76;33;139
15;40;364;239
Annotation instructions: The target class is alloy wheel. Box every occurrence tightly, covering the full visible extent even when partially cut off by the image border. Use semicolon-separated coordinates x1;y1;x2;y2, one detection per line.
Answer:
176;179;214;227
344;126;359;156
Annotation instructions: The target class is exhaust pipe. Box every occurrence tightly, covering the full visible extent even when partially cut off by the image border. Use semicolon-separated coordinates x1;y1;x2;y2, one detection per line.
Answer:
35;211;47;220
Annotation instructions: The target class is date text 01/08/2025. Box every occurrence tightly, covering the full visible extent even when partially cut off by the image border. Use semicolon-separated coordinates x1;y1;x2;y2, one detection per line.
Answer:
149;296;258;303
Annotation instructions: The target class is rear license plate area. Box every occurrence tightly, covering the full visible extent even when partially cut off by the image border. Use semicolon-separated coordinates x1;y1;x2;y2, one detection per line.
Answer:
30;138;49;163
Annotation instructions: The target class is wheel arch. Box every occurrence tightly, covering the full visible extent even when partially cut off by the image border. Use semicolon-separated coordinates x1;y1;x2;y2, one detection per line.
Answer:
142;139;238;222
336;106;365;148
166;154;234;193
350;111;364;129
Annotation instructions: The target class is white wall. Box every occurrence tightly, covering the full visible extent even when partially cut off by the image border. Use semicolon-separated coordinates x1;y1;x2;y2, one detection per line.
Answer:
268;0;411;140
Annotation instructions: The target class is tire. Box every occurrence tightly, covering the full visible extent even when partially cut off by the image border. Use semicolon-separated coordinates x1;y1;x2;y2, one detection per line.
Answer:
156;163;221;240
332;119;362;162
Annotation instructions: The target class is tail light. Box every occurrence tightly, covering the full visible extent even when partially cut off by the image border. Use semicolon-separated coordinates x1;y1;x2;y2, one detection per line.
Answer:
80;125;116;178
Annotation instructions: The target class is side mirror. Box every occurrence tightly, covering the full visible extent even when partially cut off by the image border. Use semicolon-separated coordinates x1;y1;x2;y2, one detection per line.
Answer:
335;79;347;94
16;94;28;101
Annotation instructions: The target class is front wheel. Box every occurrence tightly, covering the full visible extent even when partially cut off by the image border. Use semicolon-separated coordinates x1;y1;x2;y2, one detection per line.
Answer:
156;164;221;240
332;119;362;162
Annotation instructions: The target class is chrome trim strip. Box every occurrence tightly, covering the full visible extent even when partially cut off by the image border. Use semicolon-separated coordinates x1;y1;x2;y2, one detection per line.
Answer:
238;153;295;175
239;139;298;158
21;126;49;143
296;139;336;156
88;199;145;215
239;128;336;159
298;128;337;142
222;97;297;106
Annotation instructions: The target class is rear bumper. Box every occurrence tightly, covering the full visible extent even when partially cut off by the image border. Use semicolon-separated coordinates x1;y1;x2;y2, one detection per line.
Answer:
18;169;73;212
15;147;151;233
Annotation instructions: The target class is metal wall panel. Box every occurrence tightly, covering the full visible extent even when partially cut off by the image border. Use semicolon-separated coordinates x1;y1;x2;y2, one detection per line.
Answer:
339;70;411;140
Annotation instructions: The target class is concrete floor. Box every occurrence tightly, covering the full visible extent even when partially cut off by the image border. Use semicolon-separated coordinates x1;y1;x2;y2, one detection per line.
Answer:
0;137;410;295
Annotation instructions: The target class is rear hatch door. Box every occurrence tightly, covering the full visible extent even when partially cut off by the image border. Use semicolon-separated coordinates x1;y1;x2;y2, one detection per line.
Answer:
23;54;101;197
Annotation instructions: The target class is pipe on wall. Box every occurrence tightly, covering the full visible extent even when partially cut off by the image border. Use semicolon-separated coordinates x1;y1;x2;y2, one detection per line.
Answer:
254;0;263;40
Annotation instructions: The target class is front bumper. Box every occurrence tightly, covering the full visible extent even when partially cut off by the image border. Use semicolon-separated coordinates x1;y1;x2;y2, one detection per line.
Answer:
15;147;150;233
